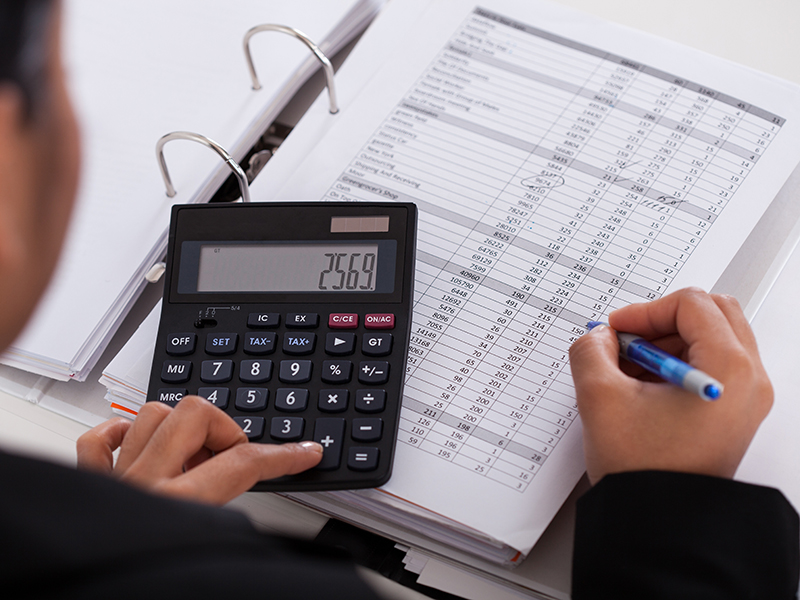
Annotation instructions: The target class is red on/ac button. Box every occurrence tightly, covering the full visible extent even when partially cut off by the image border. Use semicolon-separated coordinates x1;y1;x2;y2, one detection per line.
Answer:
365;313;395;329
328;313;358;328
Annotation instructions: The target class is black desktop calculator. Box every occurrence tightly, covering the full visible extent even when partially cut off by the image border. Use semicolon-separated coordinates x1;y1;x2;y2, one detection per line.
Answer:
145;202;417;491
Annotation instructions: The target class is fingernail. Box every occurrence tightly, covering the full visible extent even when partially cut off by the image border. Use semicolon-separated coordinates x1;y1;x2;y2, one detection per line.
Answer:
586;321;609;333
299;441;323;454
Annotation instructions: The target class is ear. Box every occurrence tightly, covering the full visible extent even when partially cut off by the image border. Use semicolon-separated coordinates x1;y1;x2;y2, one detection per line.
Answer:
0;84;43;351
0;84;34;271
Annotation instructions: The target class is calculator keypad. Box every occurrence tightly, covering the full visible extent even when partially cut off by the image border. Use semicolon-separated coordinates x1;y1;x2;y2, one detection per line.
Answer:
152;309;401;491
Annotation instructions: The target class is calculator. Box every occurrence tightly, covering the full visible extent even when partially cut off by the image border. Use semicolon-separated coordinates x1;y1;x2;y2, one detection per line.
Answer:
145;202;417;491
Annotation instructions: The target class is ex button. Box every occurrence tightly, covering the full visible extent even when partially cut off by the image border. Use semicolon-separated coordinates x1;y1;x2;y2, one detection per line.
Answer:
286;313;319;328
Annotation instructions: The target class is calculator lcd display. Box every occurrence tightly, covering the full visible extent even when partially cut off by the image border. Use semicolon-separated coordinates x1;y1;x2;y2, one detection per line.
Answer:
194;242;384;293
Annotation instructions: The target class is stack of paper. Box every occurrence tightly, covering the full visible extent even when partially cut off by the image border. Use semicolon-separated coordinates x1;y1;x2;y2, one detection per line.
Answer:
101;0;800;595
0;0;383;383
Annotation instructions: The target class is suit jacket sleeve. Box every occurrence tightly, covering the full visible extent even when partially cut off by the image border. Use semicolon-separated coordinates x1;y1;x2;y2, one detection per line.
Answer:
572;470;800;599
0;451;382;600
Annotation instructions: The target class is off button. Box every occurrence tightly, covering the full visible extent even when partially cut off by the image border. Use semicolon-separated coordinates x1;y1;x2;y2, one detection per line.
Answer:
328;313;358;329
165;333;196;356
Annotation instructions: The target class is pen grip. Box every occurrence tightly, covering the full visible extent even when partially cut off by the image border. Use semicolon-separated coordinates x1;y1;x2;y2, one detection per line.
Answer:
617;333;691;383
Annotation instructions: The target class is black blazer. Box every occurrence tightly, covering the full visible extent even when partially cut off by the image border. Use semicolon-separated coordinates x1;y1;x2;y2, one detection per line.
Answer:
572;471;800;599
0;451;381;599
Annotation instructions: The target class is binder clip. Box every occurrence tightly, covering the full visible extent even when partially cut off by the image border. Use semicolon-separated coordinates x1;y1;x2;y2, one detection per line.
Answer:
155;131;251;203
243;24;339;114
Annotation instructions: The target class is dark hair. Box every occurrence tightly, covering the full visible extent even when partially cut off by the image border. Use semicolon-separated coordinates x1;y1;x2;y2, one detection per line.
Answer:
0;0;53;116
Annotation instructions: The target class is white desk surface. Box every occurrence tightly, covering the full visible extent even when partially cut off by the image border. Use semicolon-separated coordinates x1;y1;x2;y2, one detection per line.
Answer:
1;1;799;599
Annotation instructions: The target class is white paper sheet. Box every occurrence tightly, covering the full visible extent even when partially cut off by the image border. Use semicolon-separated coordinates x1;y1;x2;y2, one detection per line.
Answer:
251;0;800;556
1;0;379;381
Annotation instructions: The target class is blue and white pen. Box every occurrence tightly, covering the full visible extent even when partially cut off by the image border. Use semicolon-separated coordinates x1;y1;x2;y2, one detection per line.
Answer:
586;321;723;401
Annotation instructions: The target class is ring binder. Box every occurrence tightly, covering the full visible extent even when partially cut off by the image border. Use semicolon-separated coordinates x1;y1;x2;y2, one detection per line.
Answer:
243;24;339;114
155;131;251;203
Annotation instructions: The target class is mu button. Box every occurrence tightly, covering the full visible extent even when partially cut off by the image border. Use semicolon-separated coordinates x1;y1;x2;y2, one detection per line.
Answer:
161;360;191;383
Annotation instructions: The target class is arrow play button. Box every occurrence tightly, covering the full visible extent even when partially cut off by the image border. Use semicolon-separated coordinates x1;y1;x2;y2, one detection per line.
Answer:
325;332;355;355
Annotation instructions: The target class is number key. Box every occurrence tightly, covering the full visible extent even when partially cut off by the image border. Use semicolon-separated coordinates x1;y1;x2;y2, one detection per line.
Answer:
279;360;312;383
239;359;273;383
270;417;305;441
275;388;309;412
197;387;230;409
234;416;264;441
200;360;233;383
235;388;268;412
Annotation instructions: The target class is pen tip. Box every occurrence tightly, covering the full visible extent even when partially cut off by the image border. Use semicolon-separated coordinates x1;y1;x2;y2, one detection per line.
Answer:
586;321;608;330
703;384;722;401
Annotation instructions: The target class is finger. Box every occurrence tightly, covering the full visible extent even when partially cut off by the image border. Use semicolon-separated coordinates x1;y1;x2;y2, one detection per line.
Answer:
609;287;739;352
76;418;132;473
184;446;214;471
159;441;323;505
114;400;173;472
711;294;759;354
124;395;247;482
569;325;632;413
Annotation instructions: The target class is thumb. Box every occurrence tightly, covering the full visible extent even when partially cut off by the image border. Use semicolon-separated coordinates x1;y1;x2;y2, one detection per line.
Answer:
155;440;324;505
569;325;623;409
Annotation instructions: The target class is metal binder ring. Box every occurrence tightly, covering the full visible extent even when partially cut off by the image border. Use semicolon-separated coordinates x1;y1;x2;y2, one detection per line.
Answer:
155;131;251;203
243;24;339;114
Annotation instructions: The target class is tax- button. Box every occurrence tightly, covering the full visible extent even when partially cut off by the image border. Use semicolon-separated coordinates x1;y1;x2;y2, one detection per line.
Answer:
205;333;238;355
165;333;196;356
328;313;358;328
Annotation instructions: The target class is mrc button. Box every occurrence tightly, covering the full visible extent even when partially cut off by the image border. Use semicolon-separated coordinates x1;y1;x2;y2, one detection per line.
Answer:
155;388;187;407
165;333;196;356
365;313;395;329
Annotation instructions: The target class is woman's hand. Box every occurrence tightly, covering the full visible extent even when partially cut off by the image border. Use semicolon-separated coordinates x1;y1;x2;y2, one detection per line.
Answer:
569;288;772;485
76;395;323;504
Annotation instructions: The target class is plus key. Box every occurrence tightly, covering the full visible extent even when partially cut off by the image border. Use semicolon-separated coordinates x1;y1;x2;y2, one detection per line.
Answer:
313;418;345;470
